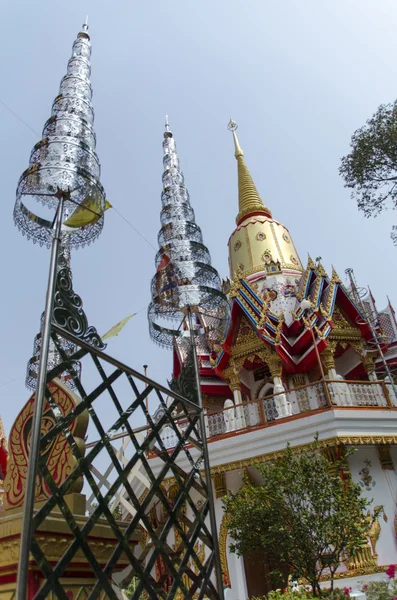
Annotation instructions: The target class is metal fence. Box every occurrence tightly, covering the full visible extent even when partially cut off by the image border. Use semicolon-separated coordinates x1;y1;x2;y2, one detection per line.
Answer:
15;325;222;600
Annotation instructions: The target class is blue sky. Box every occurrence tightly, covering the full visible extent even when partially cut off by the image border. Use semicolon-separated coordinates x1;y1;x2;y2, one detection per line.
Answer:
1;0;397;435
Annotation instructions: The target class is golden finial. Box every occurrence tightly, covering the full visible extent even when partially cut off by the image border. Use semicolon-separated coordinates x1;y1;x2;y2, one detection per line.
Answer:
307;254;316;269
227;119;272;225
164;114;173;138
316;261;326;277
228;118;243;158
331;265;341;283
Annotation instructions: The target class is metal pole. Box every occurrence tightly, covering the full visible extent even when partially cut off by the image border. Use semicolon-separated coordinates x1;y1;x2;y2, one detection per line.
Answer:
16;193;65;599
303;310;333;407
345;268;397;398
143;364;149;412
186;305;225;600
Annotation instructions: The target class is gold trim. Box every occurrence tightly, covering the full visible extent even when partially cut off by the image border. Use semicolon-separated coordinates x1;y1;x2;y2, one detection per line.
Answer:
244;227;254;269
219;512;231;587
209;436;397;475
318;565;389;581
270;222;285;265
212;472;227;498
378;445;394;470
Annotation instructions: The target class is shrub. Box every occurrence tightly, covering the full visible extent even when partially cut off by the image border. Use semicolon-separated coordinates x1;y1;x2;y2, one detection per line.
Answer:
361;565;397;600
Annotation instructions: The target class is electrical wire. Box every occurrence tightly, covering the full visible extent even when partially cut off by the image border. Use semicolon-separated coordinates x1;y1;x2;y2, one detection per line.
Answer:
0;376;24;389
111;205;157;252
0;99;40;137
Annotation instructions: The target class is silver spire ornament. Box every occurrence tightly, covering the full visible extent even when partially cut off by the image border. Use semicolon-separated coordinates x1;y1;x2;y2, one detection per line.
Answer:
13;20;107;249
148;118;230;350
148;119;229;599
15;22;107;598
25;236;82;391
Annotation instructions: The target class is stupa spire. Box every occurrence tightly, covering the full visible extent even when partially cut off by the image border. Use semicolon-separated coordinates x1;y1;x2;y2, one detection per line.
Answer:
228;119;272;225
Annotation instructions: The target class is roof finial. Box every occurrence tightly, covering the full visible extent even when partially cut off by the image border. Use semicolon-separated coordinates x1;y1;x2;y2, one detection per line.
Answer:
228;118;243;158
164;114;173;138
83;15;89;31
227;119;272;224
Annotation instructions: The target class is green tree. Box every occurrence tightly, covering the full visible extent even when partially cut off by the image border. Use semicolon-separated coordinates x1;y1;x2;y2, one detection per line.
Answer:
339;100;397;243
124;577;146;599
222;439;371;595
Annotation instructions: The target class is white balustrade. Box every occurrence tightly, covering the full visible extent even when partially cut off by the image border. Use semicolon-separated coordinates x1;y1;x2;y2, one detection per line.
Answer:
158;379;392;449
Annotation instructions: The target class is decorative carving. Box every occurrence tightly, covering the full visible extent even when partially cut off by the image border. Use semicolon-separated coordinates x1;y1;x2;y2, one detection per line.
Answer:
331;266;342;283
348;507;385;569
53;267;106;350
169;348;198;405
228;375;241;391
4;379;88;510
229;276;242;299
378;445;394;470
359;459;376;491
292;374;305;387
322;446;339;477
212;472;227;498
274;315;284;345
267;353;283;378
322;445;350;480
219;513;232;589
363;352;377;374
229;318;268;363
208;436;397;476
321;347;335;372
330;307;362;341
318;565;388;581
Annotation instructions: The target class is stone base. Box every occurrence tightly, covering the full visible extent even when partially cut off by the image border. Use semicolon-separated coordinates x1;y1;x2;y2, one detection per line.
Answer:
0;494;140;598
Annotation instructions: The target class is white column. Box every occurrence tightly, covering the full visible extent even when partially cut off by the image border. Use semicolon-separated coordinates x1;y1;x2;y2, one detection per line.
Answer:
229;551;248;600
223;399;236;432
273;376;292;418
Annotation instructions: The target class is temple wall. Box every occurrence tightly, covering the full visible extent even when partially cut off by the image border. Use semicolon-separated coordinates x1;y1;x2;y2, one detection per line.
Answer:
215;447;397;598
335;347;362;378
348;446;397;566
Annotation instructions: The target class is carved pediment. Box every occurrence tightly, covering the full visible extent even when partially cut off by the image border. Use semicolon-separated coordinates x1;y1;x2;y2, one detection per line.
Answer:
330;307;362;340
226;316;274;375
231;316;263;358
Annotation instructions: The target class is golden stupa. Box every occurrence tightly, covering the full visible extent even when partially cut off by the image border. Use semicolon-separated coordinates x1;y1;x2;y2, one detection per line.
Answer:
227;120;302;280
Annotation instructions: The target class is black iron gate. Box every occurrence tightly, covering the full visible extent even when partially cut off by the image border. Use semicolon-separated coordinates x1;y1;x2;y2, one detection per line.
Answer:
17;325;222;600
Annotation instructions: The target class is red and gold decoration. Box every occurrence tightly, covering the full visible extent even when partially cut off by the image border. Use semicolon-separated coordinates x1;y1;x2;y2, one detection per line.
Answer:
3;379;88;510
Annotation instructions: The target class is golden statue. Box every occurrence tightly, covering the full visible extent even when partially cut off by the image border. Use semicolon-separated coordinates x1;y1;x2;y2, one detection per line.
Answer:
348;506;385;570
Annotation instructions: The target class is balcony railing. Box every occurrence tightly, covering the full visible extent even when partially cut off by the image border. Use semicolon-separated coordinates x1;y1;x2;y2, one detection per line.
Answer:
160;378;397;449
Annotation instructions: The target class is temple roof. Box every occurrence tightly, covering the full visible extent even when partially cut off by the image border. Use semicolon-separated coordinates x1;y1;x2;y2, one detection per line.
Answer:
211;256;376;377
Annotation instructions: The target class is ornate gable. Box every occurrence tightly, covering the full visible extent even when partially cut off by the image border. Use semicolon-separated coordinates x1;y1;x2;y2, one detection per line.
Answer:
232;316;262;357
330;307;362;341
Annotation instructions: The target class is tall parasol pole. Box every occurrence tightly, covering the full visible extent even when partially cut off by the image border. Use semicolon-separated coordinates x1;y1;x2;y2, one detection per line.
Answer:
345;268;397;398
148;118;229;598
186;306;225;599
17;191;65;596
14;21;108;598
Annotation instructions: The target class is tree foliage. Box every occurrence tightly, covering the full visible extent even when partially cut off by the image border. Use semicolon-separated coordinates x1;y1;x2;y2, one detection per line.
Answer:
222;439;371;595
339;100;397;243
